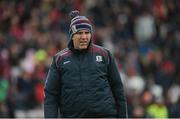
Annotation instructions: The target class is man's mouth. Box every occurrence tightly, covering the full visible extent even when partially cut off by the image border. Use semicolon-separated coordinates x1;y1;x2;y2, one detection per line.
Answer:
80;42;87;45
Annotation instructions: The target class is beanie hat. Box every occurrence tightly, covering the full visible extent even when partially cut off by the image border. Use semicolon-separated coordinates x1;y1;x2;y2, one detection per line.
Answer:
69;10;93;40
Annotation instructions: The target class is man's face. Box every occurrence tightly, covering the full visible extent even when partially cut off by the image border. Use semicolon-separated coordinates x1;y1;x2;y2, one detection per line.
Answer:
72;29;91;50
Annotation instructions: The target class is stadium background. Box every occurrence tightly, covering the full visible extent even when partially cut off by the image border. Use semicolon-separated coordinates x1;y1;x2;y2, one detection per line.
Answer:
0;0;179;118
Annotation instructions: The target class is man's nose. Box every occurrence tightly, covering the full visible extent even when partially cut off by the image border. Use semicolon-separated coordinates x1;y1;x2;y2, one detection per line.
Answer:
81;33;87;39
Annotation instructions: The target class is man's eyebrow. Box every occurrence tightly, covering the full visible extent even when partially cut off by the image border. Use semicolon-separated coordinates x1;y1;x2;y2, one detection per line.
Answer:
77;31;90;34
77;31;82;34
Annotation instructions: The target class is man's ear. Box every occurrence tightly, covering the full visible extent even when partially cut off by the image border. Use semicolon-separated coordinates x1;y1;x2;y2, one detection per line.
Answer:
71;34;74;40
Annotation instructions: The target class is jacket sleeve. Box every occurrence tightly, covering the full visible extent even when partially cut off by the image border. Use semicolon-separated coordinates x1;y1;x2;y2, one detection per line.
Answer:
44;56;61;118
107;50;128;118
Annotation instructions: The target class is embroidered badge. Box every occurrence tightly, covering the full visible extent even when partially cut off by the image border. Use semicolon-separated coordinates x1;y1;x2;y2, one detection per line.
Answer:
63;61;71;65
96;55;102;62
72;25;77;33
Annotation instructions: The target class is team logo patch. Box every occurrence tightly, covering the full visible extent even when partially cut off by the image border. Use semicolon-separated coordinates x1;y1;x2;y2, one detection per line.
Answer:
63;60;71;65
96;55;102;62
72;25;77;33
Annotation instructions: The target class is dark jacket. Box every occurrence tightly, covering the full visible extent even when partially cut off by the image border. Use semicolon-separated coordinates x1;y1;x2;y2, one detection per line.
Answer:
44;41;127;118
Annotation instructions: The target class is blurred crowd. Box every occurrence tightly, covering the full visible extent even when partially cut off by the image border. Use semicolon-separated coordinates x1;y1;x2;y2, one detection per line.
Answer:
0;0;179;118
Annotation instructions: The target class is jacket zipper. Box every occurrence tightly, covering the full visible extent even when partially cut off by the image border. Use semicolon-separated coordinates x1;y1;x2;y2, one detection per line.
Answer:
77;52;89;111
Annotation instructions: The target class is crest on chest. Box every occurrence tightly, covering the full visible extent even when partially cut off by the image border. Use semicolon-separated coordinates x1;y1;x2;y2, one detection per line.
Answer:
96;55;103;62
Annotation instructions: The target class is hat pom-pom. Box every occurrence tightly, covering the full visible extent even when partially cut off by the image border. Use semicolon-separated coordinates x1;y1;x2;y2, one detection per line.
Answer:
69;10;79;19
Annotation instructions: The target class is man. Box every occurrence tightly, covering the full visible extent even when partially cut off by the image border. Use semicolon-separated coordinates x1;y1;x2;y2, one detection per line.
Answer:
44;10;127;118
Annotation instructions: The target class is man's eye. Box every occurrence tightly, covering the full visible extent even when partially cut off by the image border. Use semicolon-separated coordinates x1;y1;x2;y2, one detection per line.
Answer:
77;32;82;35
